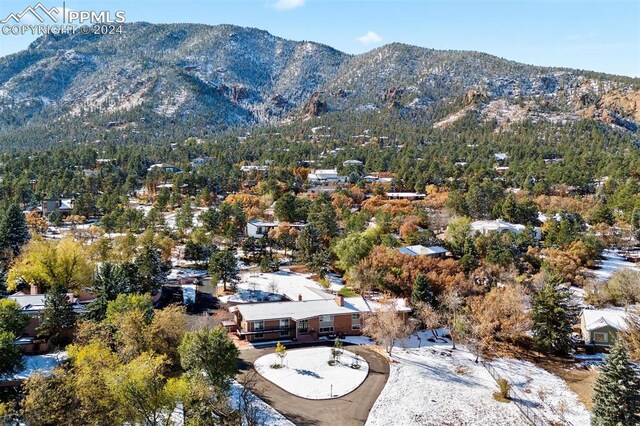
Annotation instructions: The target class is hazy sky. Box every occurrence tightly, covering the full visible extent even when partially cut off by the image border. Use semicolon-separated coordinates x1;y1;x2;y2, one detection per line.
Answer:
1;0;638;77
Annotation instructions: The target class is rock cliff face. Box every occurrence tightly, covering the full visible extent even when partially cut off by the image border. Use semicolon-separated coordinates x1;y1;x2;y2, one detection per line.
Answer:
0;23;638;140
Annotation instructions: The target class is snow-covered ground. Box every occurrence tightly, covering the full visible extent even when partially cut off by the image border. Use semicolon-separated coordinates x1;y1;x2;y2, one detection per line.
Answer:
220;269;336;304
492;358;591;425
166;267;207;281
594;249;640;281
0;352;67;381
254;347;369;399
229;381;294;426
365;332;589;426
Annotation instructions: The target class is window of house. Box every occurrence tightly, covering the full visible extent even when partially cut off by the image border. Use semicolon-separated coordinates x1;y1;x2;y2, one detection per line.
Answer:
319;315;333;323
279;319;290;328
593;332;608;343
352;313;361;330
280;330;289;337
254;333;264;339
253;321;264;331
319;326;334;333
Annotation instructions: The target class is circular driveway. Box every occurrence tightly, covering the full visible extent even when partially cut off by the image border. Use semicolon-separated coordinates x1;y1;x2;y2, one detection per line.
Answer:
237;344;390;426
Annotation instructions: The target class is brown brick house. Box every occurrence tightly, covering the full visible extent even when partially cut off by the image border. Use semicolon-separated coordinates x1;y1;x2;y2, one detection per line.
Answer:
231;295;368;342
231;294;410;343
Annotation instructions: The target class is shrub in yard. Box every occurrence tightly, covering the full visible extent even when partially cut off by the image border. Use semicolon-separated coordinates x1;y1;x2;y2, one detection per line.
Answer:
327;360;336;366
273;342;287;368
493;378;511;402
331;339;343;364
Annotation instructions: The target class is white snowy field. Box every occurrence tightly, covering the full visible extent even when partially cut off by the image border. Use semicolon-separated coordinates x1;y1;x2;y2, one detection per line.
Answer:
254;347;369;399
492;357;591;425
594;249;640;281
365;332;589;426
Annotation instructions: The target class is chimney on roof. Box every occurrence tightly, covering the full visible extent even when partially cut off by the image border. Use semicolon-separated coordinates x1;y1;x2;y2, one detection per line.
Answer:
30;285;40;295
335;294;344;307
298;294;303;301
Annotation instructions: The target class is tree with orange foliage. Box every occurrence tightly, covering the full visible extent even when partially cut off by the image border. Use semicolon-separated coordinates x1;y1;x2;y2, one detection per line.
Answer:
347;246;465;298
541;248;584;285
25;211;48;235
269;223;298;257
223;193;266;219
399;215;420;242
469;285;531;348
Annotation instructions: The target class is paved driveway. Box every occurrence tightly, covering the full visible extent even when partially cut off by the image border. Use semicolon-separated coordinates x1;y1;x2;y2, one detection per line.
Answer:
237;344;389;426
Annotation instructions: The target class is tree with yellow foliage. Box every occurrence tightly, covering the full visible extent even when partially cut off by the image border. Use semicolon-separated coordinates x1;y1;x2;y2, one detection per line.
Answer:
7;237;93;292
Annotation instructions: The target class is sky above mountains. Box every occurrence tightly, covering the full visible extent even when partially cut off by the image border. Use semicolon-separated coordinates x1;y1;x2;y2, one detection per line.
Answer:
0;0;638;77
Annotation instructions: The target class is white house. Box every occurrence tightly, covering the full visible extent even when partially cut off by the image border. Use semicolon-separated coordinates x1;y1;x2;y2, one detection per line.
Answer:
190;157;212;168
471;219;542;240
364;175;394;183
147;163;182;173
240;165;269;173
398;245;448;258
386;192;426;200
246;220;306;238
307;169;347;184
343;160;363;167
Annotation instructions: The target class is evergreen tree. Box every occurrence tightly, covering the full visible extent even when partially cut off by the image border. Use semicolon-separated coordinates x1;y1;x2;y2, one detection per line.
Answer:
84;263;127;321
37;285;76;345
592;340;640;426
208;249;239;292
296;223;323;264
0;204;30;257
0;331;23;375
307;193;338;239
531;274;574;355
273;192;298;223
176;201;194;233
183;240;212;266
411;273;436;306
459;239;479;273
135;245;170;293
0;267;6;292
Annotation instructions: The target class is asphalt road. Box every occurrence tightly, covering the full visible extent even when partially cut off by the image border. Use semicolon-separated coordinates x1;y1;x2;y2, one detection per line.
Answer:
237;344;390;426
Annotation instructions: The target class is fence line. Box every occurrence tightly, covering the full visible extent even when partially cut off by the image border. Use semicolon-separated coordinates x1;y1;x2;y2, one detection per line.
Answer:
481;361;548;426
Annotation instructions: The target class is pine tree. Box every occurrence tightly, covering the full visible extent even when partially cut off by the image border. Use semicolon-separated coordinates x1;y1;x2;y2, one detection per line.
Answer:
592;341;640;426
208;249;239;292
296;223;323;264
0;204;30;256
84;263;127;321
135;245;170;293
531;274;574;355
176;201;194;233
411;273;436;306
307;193;338;239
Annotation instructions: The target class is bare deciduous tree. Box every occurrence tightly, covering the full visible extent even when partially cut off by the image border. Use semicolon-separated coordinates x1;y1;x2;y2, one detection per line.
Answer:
363;302;413;356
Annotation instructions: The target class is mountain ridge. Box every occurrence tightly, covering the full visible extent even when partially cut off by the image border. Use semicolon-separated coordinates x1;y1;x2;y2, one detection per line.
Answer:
0;22;638;147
